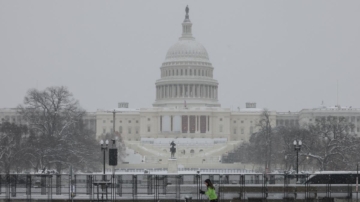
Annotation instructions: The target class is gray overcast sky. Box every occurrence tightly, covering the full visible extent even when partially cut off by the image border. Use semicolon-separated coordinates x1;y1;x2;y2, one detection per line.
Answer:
1;1;359;112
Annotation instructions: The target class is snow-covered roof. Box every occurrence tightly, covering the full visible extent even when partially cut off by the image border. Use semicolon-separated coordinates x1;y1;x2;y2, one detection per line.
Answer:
141;138;227;145
113;108;140;112
238;108;264;112
97;108;140;113
314;171;359;174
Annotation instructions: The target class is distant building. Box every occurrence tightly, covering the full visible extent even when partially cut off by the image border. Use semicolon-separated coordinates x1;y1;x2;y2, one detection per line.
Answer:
276;105;360;134
0;108;97;136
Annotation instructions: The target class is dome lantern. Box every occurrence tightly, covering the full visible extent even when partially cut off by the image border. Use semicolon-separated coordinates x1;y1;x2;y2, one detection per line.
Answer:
181;5;193;39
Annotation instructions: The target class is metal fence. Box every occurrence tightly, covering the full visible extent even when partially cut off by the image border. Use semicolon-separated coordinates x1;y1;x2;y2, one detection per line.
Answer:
0;173;358;201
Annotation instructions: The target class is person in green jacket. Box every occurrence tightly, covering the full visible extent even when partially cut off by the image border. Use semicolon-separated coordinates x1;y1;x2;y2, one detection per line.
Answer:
199;179;218;202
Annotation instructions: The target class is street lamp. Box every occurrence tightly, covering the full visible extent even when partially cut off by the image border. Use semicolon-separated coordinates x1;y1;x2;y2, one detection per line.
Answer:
293;140;302;182
97;139;110;202
100;139;109;181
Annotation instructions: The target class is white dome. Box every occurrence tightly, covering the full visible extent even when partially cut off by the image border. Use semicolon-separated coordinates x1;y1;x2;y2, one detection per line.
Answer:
153;6;221;108
165;39;210;62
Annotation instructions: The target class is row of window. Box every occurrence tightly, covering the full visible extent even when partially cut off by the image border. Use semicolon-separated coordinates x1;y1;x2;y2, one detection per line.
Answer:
102;126;151;134
162;61;211;66
161;68;212;77
0;116;21;123
232;127;254;135
220;118;255;124
276;119;298;126
218;125;254;134
102;118;151;124
315;116;360;122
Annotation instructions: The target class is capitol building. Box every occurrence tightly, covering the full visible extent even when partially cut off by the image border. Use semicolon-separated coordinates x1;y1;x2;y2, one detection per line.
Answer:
95;8;266;168
1;7;360;170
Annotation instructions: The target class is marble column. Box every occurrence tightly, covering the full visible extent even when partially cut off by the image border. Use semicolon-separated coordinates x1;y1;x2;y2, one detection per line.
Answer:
172;85;174;98
209;86;211;98
216;87;218;99
209;116;212;133
208;86;211;99
208;86;210;99
170;85;173;98
203;85;205;98
168;85;170;98
168;85;171;98
201;85;203;98
173;85;176;98
176;85;178;98
178;84;180;98
169;85;172;98
199;85;201;97
159;116;162;132
205;85;208;98
183;85;185;97
188;115;190;133
196;84;199;97
212;86;214;99
205;116;208;133
195;116;198;132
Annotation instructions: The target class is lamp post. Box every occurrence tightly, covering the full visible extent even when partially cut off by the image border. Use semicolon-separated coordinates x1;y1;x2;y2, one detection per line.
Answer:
100;139;109;181
293;140;302;182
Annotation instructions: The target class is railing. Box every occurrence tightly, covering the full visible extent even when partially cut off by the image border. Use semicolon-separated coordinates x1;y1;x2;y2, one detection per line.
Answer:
0;173;358;201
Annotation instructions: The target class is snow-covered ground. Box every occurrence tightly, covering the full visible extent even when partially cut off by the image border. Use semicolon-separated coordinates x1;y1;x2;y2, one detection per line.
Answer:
123;147;143;164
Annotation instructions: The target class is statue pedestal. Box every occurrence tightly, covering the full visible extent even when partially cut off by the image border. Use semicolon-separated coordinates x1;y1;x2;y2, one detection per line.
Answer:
168;158;178;173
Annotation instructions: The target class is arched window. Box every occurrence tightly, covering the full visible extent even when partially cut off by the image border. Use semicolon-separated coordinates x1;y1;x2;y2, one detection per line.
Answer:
199;149;203;152
190;149;195;154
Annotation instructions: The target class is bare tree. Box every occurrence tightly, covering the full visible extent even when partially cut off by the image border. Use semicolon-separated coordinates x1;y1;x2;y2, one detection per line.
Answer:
275;126;315;171
304;116;356;170
0;122;28;173
18;86;99;172
238;115;359;172
257;109;273;172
